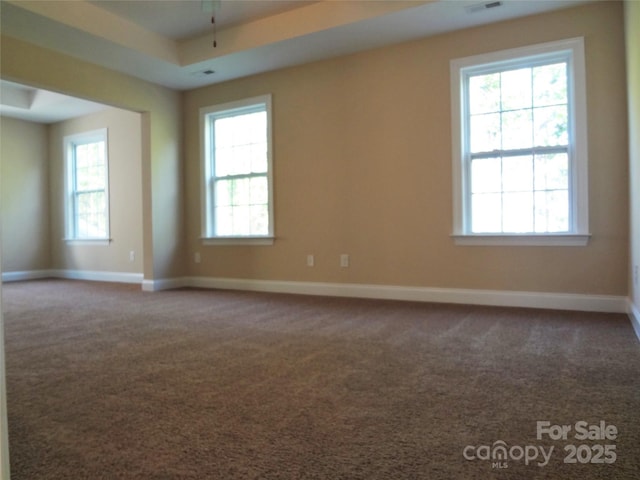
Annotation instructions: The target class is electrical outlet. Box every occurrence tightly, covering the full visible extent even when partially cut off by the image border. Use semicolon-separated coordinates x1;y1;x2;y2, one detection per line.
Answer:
129;250;135;262
307;254;315;267
340;254;349;268
194;252;201;264
635;265;639;287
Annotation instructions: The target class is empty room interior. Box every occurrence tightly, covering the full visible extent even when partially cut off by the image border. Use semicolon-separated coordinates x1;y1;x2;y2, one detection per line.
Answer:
0;0;639;478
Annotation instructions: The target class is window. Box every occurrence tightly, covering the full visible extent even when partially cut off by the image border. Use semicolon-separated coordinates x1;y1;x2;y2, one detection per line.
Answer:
64;129;110;241
200;95;273;244
450;38;589;246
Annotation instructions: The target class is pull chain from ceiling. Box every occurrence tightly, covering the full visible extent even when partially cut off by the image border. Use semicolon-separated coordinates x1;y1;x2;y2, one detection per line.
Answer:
212;15;217;48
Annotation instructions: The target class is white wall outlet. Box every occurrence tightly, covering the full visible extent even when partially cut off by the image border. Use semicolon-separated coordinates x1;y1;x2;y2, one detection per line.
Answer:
194;252;201;264
340;254;349;268
307;254;315;267
635;265;639;286
129;250;135;262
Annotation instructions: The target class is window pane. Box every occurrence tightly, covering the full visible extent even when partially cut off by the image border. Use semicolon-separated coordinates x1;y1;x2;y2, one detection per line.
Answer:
75;191;106;238
471;157;501;193
457;44;581;239
213;112;267;178
215;206;234;236
533;105;568;147
214;147;233;177
534;153;568;191
231;145;254;176
503;192;533;232
233;206;251;234
250;144;268;173
213;176;269;236
471;193;501;233
214;117;235;148
206;98;271;238
502;155;533;193
250;205;269;235
232;178;251;206
501;109;533;150
535;190;569;232
75;141;105;191
215;179;232;206
470;113;501;153
469;73;500;114
250;176;268;205
501;68;532;111
75;142;104;168
241;111;267;145
533;63;567;107
76;165;105;191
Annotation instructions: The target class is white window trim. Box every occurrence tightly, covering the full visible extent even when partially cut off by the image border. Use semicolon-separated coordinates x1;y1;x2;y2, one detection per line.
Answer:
199;94;274;246
63;128;111;243
450;37;589;247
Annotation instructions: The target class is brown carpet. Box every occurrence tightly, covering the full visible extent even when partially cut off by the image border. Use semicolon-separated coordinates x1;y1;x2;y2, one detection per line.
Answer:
2;279;640;479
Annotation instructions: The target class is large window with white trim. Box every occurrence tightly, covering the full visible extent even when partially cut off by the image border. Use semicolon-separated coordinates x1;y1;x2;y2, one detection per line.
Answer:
64;129;110;241
450;38;589;246
200;95;273;244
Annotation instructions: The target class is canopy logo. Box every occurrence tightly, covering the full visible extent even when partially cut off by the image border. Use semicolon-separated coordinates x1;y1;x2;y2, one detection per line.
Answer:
463;420;618;469
463;440;553;469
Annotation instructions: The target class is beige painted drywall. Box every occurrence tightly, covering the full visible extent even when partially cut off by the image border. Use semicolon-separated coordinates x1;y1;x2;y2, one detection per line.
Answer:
0;35;184;282
48;108;143;274
184;1;629;296
0;117;50;273
626;0;640;311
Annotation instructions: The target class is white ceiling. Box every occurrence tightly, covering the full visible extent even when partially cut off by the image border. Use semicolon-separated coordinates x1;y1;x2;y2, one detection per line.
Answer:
0;0;592;123
89;0;320;40
0;80;108;123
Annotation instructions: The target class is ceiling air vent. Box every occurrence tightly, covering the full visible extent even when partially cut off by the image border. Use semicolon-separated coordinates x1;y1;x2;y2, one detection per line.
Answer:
191;69;216;77
465;1;503;14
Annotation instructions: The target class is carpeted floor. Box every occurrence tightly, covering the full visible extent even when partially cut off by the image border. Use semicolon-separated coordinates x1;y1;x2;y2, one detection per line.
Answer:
2;279;640;479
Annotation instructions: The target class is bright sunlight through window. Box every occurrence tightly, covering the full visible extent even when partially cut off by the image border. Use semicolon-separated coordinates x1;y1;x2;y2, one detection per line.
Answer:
64;129;110;241
200;95;273;244
451;38;589;246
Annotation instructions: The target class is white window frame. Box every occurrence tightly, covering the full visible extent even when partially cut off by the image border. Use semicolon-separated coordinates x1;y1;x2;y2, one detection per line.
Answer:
63;128;110;244
200;94;274;245
450;37;589;246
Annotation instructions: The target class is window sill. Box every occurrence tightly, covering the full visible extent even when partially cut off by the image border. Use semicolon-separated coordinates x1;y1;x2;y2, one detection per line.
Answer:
201;236;275;246
451;233;591;247
63;238;112;246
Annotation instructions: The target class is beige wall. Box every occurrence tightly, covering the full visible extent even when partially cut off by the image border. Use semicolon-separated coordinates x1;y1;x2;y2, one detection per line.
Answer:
0;1;631;298
0;35;184;282
48;108;143;274
184;1;629;296
626;0;640;311
0;116;50;273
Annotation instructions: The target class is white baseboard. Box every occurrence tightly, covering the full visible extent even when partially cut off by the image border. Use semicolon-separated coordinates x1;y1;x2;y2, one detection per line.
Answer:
142;277;188;292
1;270;53;282
2;269;143;285
3;270;631;315
628;300;640;342
55;270;143;284
183;276;628;313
